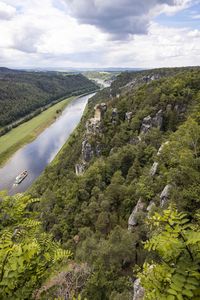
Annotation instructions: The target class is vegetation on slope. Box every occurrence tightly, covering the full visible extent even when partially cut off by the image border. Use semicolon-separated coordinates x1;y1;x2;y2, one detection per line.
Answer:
29;67;200;299
0;68;98;128
0;67;200;299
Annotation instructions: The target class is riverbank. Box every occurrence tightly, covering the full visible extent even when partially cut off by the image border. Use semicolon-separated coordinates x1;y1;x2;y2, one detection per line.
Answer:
0;96;75;166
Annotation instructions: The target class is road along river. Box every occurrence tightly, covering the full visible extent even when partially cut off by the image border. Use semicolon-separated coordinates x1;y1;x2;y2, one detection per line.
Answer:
0;93;95;195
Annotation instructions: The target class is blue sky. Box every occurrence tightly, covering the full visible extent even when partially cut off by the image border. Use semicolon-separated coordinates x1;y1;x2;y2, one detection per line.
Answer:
0;0;199;69
155;2;200;29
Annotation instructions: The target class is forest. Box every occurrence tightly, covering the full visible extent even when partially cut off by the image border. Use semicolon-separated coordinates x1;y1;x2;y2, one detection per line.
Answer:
0;67;200;299
0;68;98;128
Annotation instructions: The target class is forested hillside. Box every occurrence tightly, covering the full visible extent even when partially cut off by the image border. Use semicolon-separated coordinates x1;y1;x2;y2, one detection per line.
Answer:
1;67;200;299
0;68;98;127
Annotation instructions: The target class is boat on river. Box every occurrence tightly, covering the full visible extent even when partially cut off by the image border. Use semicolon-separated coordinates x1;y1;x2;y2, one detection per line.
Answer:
15;170;28;184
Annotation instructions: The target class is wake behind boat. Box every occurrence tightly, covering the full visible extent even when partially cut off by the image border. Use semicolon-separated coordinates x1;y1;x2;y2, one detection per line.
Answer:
15;170;28;184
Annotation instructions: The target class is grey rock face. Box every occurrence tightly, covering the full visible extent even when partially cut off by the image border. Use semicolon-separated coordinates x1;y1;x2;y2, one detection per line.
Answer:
133;278;144;300
75;163;86;176
140;115;152;134
149;162;158;177
152;109;163;129
86;118;101;135
125;112;133;122
128;198;145;230
140;110;163;134
160;184;172;207
147;200;156;212
82;140;94;162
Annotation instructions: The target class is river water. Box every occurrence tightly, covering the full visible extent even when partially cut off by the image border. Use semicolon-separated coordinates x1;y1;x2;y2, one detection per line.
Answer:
0;93;95;195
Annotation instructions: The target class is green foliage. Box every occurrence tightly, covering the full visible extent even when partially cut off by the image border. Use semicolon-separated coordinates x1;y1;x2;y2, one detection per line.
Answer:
0;192;71;299
29;67;200;298
0;68;98;128
139;208;200;300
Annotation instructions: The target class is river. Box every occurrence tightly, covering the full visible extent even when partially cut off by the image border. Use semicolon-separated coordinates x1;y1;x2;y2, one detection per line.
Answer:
0;93;95;195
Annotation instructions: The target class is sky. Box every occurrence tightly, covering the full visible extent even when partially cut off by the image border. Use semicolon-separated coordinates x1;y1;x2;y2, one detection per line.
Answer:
0;0;199;69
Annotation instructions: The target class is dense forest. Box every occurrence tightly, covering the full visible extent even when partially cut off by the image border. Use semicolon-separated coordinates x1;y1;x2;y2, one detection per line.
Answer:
0;67;200;299
0;68;98;128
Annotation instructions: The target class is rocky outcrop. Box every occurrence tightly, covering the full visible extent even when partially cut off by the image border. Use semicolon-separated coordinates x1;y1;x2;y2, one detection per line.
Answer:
86;103;107;135
75;163;86;176
160;184;172;207
86;118;101;135
133;278;144;300
82;140;94;162
149;162;158;177
128;198;145;230
140;110;163;134
152;109;163;128
140;115;152;134
125;112;133;122
147;200;156;212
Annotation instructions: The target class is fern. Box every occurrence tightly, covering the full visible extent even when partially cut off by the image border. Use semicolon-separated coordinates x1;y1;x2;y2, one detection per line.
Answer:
139;207;200;300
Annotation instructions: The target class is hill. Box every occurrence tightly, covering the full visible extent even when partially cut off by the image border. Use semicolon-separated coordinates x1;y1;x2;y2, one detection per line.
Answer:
0;68;98;127
29;67;200;299
0;66;200;299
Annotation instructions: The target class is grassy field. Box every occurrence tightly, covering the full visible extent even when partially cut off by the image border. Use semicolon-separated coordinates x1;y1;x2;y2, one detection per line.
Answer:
0;96;74;166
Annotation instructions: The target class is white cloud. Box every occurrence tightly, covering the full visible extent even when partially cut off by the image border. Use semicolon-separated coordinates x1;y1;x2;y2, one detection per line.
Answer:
0;0;199;68
0;1;16;20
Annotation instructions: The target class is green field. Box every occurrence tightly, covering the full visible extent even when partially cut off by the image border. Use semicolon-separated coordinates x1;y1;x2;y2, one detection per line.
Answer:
0;96;74;166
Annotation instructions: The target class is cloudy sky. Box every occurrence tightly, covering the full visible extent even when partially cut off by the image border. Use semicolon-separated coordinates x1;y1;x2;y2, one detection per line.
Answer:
0;0;199;69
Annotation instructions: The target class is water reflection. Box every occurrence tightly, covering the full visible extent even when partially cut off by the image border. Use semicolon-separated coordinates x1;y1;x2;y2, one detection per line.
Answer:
0;93;95;195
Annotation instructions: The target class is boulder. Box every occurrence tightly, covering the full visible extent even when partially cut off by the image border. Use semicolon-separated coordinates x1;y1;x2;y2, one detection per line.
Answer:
133;278;144;300
128;198;145;230
82;140;94;162
160;184;172;207
149;162;158;177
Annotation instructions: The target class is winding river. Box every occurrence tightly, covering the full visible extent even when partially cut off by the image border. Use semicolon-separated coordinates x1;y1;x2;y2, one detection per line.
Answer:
0;93;95;195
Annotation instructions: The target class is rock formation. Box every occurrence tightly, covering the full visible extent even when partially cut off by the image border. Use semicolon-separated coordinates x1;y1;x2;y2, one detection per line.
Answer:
147;200;156;212
149;162;158;177
128;198;145;230
82;140;94;162
125;111;133;122
75;162;86;176
133;278;145;300
160;184;172;207
140;110;163;134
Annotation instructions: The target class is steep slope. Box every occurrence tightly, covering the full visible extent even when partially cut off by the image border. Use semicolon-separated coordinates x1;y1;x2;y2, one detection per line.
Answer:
29;67;200;299
0;69;98;127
